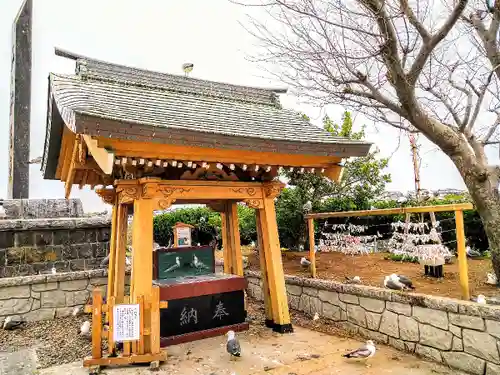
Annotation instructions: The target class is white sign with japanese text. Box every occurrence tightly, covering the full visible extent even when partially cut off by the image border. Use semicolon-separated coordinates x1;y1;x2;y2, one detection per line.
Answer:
113;304;140;342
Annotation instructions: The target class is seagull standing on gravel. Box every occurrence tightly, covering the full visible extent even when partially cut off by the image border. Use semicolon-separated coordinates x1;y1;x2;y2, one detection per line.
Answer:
80;321;91;338
342;340;376;367
2;316;25;330
300;257;311;268
390;274;415;289
486;272;498;285
473;294;487;304
226;330;241;360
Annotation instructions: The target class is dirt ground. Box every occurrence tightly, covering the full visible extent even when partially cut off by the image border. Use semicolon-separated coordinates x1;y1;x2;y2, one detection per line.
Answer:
247;250;499;299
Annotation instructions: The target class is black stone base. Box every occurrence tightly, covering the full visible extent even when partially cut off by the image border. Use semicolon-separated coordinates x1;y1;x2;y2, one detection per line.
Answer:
272;323;293;334
265;319;275;328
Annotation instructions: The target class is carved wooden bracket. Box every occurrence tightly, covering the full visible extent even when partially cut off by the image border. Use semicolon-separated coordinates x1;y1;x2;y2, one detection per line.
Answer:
243;199;263;209
263;182;285;199
96;187;116;205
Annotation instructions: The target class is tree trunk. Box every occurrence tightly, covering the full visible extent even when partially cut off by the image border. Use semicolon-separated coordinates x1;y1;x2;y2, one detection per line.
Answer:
451;152;500;282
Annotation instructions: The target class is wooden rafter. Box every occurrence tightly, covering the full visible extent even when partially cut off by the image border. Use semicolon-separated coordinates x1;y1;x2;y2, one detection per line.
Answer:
83;135;115;175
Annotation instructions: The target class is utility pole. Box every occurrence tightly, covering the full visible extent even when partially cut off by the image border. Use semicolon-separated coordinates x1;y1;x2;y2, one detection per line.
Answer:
8;0;32;199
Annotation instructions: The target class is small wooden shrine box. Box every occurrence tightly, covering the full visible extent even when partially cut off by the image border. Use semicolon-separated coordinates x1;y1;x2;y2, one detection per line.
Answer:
153;245;248;346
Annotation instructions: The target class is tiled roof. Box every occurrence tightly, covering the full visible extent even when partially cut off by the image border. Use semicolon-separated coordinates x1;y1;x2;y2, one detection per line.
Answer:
42;52;371;179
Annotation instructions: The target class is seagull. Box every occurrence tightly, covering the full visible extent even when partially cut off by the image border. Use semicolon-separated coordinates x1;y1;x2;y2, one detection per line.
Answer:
486;272;498;285
164;256;181;273
391;274;415;289
72;306;81;317
384;275;407;291
342;340;376;366
300;257;311;268
80;321;91;339
312;312;319;321
2;316;25;330
345;276;361;284
466;246;482;258
473;294;487;304
182;62;194;77
51;267;57;275
226;330;241;360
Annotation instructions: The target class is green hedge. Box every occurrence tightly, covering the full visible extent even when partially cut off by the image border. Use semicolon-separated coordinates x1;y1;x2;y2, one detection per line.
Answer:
152;194;488;253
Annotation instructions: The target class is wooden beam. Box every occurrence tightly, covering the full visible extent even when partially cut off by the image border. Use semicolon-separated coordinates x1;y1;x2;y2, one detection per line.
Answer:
305;203;474;219
308;218;316;278
455;210;470;300
220;210;232;274
97;137;342;167
91;289;103;359
323;164;344;183
64;137;79;199
258;197;292;332
83;135;115;175
56;125;75;180
131;197;154;354
256;209;274;326
106;202;118;313
113;203;128;303
227;201;243;276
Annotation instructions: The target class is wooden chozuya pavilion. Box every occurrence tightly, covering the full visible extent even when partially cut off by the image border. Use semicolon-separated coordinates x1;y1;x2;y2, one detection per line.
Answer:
41;48;371;368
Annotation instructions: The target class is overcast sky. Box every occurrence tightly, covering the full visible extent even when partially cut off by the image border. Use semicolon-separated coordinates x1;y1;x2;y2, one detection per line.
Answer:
0;0;483;212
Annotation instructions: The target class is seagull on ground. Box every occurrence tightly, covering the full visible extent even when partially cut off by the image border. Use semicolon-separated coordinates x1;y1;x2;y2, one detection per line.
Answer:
466;246;482;258
390;274;415;289
51;267;57;275
342;340;376;367
2;316;25;330
312;312;319;321
164;256;181;273
226;330;241;360
345;276;361;284
80;320;91;338
384;275;407;291
486;272;498;285
300;257;311;268
472;294;487;304
72;306;81;317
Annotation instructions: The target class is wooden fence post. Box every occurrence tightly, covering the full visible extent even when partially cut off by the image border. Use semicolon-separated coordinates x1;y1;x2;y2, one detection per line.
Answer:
308;218;316;278
455;210;470;300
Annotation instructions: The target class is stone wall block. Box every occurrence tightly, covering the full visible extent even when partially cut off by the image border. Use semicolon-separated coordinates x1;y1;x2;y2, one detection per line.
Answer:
366;312;382;331
419;324;453;350
346;304;366;327
31;282;57;292
321;302;341;321
0;285;30;300
15;232;33;247
413;306;448;329
318;290;345;309
23;308;56;321
298;294;313;315
387;301;411;316
339;293;359;305
303;287;318;297
288;294;300;310
487;363;500;375
286;284;302;296
6;247;24;265
415;344;443;363
486;319;500;339
449;324;462;338
399;315;419;342
338;321;358;335
389;338;415;353
0;231;15;249
359;297;385;313
379;310;399;338
449;313;485;331
462;329;500;364
358;327;388;344
452;336;463;351
442;352;486;375
34;231;53;247
41;290;67;308
59;279;89;291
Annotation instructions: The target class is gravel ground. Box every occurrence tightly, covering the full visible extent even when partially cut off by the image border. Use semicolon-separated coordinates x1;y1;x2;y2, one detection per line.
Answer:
0;298;377;370
0;315;96;369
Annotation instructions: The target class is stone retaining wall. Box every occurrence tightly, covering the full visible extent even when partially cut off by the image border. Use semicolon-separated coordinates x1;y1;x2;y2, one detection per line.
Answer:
0;270;129;322
245;270;500;375
0;217;111;277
